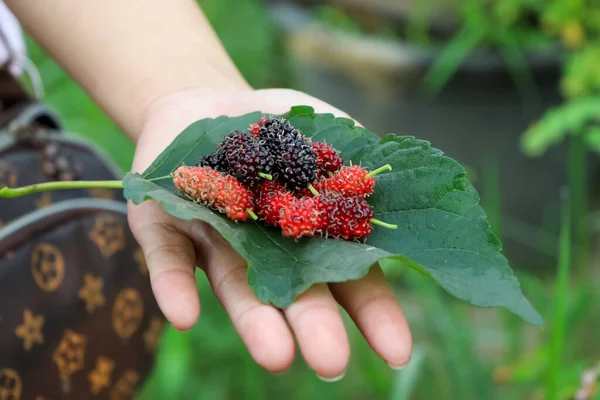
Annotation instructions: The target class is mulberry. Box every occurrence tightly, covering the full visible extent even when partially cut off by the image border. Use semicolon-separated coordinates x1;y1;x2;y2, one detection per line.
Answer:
172;165;254;222
196;147;231;174
259;118;318;192
312;142;343;176
249;116;269;137
254;180;295;226
222;130;275;187
316;195;374;240
312;165;375;197
279;197;326;239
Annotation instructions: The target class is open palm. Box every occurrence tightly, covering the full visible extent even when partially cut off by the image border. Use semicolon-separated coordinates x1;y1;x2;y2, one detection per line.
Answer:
128;87;412;380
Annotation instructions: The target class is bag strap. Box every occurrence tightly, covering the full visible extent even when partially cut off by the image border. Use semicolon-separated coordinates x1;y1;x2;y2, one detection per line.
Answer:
0;67;33;129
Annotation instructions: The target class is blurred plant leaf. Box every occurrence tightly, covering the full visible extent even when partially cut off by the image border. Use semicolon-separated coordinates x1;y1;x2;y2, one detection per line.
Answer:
520;95;600;157
422;22;487;96
123;106;543;326
197;0;288;88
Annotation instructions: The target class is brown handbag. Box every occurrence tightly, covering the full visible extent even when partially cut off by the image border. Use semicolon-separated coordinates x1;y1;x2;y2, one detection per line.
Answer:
0;68;165;400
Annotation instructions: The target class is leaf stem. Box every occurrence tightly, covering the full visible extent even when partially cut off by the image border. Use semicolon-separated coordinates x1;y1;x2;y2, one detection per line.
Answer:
147;174;173;182
307;184;319;196
370;219;398;230
258;172;273;181
0;180;124;198
365;164;392;179
246;209;258;220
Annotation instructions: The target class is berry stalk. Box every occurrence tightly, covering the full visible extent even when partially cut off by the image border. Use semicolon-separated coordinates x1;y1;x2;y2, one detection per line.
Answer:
365;164;392;179
307;184;319;196
257;172;273;180
370;219;398;230
0;180;123;198
246;209;259;220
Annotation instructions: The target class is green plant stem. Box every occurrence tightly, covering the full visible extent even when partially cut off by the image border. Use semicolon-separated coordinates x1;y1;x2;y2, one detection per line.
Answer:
365;164;392;179
257;172;272;181
547;188;571;400
147;174;172;182
370;219;397;230
0;180;124;198
246;209;258;220
307;184;319;196
568;135;588;276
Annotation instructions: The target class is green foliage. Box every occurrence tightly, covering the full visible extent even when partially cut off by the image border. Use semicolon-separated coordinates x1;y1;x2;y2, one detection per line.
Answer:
123;106;542;325
520;96;600;156
197;0;290;88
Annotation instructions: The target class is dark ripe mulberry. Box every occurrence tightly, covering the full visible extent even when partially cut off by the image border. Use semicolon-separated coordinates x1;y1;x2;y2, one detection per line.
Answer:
196;147;231;174
222;130;275;187
259;118;318;192
258;117;298;143
249;116;269;137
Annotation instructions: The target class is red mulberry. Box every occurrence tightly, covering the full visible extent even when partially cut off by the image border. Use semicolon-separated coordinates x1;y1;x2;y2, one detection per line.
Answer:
316;195;374;240
312;142;343;177
312;165;375;197
172;165;254;222
254;180;295;227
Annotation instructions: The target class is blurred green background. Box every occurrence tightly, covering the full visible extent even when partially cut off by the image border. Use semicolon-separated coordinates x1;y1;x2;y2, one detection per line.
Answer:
24;0;600;398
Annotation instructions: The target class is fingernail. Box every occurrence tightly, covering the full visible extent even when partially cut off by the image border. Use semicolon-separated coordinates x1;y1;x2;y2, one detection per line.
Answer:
317;371;346;383
388;361;409;370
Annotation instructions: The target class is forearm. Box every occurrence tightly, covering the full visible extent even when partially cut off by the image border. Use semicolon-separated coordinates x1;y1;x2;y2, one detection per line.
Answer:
5;0;250;140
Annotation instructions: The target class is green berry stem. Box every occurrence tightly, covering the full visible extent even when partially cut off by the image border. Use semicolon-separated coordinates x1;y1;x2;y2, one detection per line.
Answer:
365;164;392;179
257;172;273;181
246;209;258;220
307;184;319;196
0;180;124;199
370;218;398;230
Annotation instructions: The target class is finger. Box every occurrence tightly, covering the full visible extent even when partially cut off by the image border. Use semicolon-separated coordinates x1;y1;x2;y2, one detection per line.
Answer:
329;266;412;369
183;221;295;373
128;202;200;331
284;284;350;381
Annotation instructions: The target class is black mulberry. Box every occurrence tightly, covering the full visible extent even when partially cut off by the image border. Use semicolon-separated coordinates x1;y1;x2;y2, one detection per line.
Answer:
223;130;275;187
196;147;231;174
258;118;317;192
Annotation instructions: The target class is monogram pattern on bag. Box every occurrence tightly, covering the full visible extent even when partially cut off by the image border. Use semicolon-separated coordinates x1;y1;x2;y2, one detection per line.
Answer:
52;329;87;382
78;274;106;314
143;316;166;353
15;309;45;351
88;355;115;395
89;187;115;200
34;192;52;209
112;289;144;340
30;243;65;293
0;368;21;400
89;215;126;258
109;370;139;400
0;161;17;189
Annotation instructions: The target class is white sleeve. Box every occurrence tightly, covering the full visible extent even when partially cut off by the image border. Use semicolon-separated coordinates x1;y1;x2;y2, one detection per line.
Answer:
0;1;26;76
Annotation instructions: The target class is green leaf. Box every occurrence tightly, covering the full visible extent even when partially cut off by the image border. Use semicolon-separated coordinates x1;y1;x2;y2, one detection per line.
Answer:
520;95;600;157
422;22;487;96
123;106;543;326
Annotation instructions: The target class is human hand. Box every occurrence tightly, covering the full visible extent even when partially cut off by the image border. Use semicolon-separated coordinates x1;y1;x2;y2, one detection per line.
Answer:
128;87;412;380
